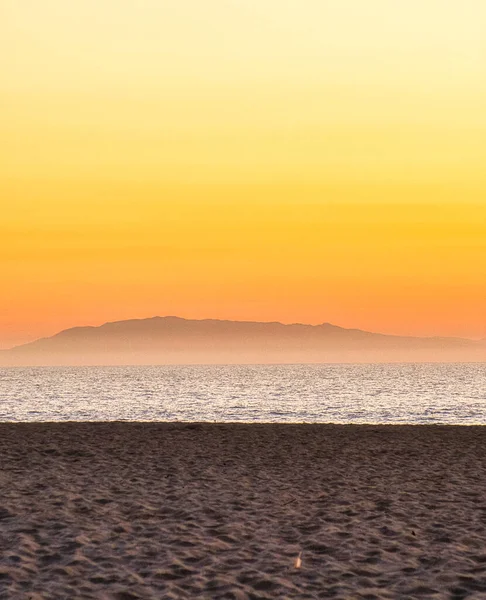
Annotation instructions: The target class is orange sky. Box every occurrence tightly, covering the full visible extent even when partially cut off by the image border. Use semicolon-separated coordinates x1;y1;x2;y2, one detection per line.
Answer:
1;1;485;348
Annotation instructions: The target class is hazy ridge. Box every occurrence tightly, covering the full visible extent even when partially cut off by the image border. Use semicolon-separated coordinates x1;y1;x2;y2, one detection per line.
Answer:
0;316;484;366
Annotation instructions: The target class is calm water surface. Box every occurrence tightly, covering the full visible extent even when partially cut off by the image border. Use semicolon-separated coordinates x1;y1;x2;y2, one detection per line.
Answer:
0;364;484;424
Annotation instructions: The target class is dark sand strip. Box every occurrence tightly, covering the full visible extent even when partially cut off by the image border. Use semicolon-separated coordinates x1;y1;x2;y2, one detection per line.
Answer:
1;423;486;599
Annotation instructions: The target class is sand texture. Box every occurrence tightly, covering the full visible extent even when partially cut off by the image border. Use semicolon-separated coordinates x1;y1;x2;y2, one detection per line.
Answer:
1;423;486;599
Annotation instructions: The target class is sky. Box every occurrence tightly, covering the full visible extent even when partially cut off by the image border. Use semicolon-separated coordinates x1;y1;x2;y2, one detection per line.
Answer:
1;0;485;348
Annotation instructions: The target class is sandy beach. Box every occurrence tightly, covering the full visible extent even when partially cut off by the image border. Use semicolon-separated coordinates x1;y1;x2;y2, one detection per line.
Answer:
0;423;485;599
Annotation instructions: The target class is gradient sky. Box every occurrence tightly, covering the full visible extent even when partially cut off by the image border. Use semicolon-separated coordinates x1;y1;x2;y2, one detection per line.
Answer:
1;0;485;348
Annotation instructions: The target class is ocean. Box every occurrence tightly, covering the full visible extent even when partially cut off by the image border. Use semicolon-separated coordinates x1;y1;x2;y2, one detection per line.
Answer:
1;363;484;424
0;363;486;424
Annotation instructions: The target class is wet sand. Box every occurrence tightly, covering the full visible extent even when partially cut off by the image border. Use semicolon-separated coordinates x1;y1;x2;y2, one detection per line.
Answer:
1;423;485;599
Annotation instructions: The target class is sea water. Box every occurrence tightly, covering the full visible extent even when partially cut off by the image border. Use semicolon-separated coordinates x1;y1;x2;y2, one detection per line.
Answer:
0;363;484;424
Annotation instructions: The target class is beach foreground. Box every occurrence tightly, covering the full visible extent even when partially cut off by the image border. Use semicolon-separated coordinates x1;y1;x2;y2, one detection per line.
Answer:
1;423;485;599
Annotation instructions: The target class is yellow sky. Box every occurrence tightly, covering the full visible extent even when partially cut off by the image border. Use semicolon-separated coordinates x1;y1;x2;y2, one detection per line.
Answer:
1;1;485;348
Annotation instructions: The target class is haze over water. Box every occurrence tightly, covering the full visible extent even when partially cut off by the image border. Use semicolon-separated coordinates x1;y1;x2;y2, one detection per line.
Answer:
1;363;484;424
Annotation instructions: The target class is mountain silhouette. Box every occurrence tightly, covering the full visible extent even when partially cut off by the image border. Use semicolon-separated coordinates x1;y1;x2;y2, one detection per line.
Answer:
0;316;484;366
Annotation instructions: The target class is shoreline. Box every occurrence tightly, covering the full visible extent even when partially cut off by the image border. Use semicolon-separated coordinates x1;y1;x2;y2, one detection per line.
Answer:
2;420;486;427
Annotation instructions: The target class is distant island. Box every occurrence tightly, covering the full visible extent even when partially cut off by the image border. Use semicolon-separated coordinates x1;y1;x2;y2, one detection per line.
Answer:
0;316;484;366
